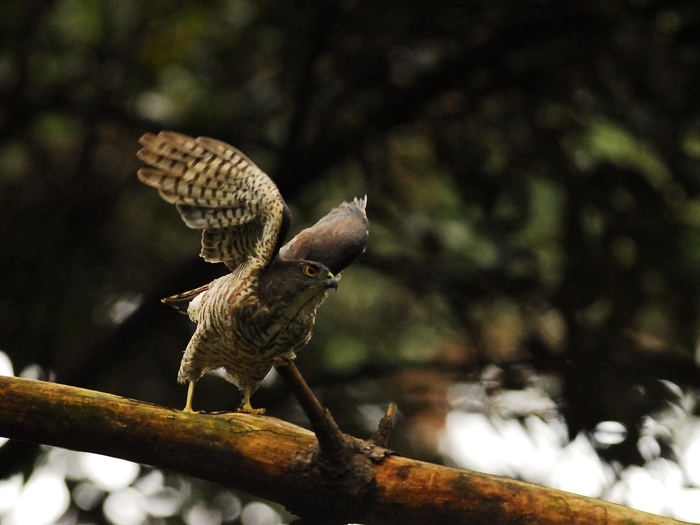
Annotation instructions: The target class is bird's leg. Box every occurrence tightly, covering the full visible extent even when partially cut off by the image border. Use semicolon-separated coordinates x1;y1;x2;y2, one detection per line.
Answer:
183;381;196;413
237;387;265;415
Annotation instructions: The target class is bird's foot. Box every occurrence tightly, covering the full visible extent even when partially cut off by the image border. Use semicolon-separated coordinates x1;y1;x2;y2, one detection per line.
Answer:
237;393;265;415
237;405;265;415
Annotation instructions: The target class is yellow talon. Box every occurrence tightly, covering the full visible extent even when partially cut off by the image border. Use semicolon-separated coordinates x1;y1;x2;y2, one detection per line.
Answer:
236;389;265;415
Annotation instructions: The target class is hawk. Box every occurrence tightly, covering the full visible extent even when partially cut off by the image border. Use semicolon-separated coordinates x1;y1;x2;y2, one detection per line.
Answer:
137;131;368;413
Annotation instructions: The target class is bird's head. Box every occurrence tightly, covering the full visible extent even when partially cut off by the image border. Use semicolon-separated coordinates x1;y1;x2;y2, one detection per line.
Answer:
258;258;337;307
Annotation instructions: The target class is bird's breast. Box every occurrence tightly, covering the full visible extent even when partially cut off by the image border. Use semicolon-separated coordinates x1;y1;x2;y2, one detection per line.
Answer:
194;271;321;359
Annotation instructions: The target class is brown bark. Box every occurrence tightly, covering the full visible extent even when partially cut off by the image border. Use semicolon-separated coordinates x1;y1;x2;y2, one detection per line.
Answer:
0;376;688;525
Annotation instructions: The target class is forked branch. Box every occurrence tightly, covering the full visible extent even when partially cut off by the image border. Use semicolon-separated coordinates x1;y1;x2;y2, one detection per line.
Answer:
0;377;685;525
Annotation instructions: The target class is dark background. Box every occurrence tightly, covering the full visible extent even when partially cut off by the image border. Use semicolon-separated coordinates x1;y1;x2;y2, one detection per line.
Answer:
1;0;700;523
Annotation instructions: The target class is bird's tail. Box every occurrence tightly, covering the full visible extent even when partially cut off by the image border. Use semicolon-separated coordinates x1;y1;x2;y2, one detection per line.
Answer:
161;283;210;315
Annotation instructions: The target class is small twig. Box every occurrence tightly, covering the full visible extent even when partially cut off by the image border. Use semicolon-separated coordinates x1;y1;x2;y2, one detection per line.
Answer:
273;359;326;423
274;359;346;455
275;360;377;524
274;360;398;524
275;359;398;453
368;402;397;448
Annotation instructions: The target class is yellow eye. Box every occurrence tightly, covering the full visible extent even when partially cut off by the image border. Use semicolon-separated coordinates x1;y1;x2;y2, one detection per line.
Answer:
303;265;318;277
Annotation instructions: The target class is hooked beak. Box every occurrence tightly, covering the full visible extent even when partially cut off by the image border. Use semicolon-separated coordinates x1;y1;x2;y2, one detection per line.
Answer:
326;272;338;290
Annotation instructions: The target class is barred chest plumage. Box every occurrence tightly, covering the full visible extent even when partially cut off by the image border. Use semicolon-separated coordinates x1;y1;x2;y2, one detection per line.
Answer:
178;265;326;393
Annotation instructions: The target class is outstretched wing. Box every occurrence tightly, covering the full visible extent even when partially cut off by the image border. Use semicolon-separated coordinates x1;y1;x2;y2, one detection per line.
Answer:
278;196;368;275
137;131;290;269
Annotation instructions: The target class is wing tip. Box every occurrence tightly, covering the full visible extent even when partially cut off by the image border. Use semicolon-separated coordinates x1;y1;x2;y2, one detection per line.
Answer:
138;132;157;146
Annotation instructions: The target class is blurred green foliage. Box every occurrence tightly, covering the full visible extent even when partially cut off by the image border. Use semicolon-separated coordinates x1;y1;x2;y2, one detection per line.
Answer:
2;0;700;522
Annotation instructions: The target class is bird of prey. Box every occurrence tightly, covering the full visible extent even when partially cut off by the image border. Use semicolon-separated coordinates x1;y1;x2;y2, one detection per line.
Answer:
137;131;368;413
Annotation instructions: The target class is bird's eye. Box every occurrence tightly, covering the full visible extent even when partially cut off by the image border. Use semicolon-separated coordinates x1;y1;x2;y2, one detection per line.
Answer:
303;265;318;277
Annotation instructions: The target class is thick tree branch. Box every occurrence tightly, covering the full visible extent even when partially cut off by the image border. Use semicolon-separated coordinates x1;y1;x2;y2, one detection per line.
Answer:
0;377;686;525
